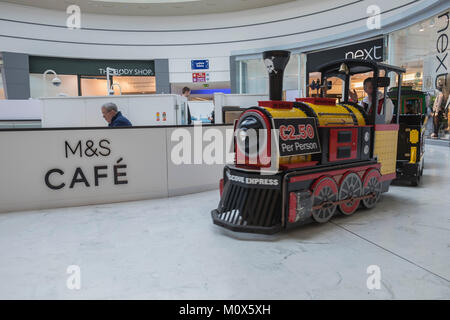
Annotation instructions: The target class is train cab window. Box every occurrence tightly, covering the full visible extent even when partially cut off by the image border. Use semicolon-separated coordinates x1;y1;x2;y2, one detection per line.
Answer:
308;73;343;102
404;99;421;114
349;71;373;103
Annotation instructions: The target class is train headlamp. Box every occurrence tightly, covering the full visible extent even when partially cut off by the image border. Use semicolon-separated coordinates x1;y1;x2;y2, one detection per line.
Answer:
236;112;268;158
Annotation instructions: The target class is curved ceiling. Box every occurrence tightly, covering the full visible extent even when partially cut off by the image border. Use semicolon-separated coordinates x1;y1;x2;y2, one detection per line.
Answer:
3;0;297;16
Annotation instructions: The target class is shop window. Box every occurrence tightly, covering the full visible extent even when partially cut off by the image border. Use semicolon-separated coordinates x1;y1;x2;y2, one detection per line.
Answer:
80;76;108;96
0;64;5;99
29;73;78;98
389;11;449;140
113;76;156;95
80;75;156;96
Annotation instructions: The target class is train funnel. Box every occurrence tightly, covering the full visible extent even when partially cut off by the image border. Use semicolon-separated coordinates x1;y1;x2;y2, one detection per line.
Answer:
263;50;291;101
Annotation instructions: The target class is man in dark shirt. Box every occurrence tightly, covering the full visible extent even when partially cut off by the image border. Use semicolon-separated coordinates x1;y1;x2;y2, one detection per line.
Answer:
182;87;193;124
101;102;132;127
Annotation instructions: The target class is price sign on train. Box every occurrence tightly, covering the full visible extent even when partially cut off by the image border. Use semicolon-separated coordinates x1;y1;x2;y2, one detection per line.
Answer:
273;118;321;157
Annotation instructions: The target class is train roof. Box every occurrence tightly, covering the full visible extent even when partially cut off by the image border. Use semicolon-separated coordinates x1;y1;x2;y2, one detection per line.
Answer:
388;86;427;97
318;59;406;75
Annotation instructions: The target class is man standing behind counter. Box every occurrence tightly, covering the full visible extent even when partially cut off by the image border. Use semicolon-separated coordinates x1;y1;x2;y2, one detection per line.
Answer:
101;102;132;127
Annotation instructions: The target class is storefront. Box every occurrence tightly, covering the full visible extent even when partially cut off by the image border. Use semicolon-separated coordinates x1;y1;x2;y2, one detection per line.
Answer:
232;7;449;143
306;37;385;100
28;56;156;98
388;10;449;142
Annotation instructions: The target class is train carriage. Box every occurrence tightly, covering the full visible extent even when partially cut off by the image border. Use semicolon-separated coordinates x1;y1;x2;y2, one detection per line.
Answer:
211;50;405;234
388;87;427;186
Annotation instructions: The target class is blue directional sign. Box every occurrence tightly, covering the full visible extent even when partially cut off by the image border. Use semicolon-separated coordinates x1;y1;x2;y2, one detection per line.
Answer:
191;59;209;70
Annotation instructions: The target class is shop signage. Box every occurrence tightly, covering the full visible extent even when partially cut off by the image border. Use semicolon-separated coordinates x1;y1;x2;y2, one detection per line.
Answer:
29;56;155;76
273;118;321;157
44;139;128;190
225;171;281;189
435;11;449;88
307;38;384;72
192;72;210;83
191;59;209;70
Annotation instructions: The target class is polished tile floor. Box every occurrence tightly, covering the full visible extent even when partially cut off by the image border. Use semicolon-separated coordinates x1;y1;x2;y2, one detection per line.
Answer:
0;145;449;299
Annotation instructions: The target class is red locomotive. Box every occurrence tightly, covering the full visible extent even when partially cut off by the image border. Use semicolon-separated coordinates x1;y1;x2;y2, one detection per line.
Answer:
211;50;405;234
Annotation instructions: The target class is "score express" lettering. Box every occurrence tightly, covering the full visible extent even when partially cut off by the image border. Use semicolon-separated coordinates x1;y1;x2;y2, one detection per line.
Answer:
279;124;315;141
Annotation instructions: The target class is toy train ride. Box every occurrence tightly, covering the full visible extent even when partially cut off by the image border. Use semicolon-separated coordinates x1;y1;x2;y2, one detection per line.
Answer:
211;50;407;234
388;86;427;186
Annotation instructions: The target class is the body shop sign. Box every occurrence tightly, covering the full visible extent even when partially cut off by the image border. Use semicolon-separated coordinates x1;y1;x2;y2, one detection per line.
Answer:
29;56;155;76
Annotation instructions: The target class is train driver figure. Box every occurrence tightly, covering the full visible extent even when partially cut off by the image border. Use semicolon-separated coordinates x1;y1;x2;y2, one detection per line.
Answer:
349;77;394;124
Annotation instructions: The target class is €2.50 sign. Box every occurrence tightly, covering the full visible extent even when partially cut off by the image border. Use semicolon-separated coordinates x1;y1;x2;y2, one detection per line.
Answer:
273;118;321;157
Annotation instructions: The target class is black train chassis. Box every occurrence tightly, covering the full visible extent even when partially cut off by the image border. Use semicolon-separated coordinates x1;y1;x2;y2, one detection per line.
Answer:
212;159;389;235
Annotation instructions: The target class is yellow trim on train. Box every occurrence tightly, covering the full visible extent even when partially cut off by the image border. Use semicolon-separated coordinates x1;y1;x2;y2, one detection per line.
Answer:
300;102;366;127
264;107;307;119
264;102;366;127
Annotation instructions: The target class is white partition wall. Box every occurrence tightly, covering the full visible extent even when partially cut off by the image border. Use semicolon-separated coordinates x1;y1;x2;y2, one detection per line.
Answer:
166;125;232;196
0;125;233;213
0;128;168;212
0;99;42;120
41;94;180;127
213;93;268;123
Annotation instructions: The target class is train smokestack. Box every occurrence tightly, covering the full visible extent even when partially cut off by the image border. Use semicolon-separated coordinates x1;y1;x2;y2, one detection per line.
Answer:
263;50;291;101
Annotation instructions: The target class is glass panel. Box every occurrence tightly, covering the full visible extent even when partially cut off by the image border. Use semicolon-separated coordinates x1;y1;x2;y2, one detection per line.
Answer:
284;53;299;91
320;76;343;102
238;54;301;96
30;73;78;98
113;76;156;95
404;98;422;114
389;11;450;139
349;71;374;103
80;77;108;96
0;62;6;99
243;59;267;94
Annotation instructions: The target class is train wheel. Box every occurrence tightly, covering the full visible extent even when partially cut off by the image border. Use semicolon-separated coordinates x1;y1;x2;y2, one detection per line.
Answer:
362;169;381;209
311;176;338;223
338;172;362;215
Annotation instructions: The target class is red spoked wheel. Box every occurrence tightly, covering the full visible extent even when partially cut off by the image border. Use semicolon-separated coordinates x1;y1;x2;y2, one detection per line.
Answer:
311;176;338;223
338;172;362;215
362;169;382;208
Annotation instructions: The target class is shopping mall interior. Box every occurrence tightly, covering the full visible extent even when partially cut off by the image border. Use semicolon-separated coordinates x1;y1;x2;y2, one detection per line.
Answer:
0;0;449;302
